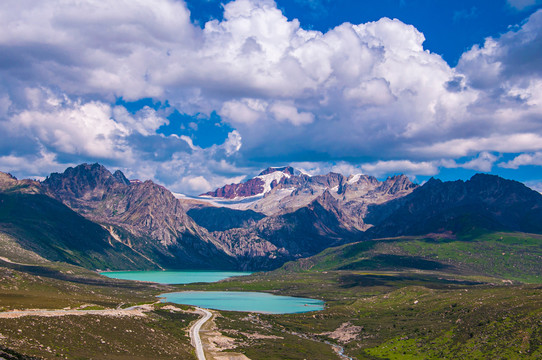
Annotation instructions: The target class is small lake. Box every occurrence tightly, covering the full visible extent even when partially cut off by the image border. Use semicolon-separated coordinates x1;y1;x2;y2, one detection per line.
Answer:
160;291;325;314
100;270;252;284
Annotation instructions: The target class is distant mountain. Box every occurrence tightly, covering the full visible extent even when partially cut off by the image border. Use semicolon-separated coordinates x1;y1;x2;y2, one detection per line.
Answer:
365;174;542;238
201;166;297;199
197;167;417;224
211;189;362;269
3;163;542;272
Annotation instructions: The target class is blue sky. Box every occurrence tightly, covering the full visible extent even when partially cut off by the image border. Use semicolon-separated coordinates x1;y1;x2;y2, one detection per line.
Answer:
1;0;542;194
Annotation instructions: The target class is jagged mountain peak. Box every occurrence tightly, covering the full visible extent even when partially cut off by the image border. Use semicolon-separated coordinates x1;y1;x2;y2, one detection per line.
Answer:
113;169;130;185
43;163;130;201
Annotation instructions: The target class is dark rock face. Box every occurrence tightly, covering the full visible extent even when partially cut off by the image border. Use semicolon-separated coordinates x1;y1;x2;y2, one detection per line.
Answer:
366;173;542;237
42;163;237;269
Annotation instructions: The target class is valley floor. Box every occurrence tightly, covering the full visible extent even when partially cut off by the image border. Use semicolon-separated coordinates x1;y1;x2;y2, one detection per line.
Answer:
1;260;541;359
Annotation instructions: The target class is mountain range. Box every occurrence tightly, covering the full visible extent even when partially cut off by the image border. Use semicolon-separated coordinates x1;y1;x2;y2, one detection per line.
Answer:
1;163;541;271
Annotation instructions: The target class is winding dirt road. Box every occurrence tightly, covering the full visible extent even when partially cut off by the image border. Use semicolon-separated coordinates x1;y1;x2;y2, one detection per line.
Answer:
0;306;151;318
190;307;212;360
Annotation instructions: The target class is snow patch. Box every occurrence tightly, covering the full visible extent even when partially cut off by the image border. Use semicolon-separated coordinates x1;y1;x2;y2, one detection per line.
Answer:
255;171;291;194
172;192;188;199
347;174;362;184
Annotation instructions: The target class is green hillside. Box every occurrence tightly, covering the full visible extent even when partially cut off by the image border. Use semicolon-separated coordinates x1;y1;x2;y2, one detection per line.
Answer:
0;191;157;270
280;232;542;283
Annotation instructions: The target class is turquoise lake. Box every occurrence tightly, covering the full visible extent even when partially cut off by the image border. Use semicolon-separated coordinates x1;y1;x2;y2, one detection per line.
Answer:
100;270;252;284
159;291;325;314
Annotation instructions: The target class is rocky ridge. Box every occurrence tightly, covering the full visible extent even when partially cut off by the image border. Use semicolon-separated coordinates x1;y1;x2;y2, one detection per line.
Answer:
4;163;541;271
196;167;418;231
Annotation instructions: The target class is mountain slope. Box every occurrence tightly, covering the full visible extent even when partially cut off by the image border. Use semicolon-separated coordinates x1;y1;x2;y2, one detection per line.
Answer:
0;174;157;270
212;190;363;269
186;206;265;232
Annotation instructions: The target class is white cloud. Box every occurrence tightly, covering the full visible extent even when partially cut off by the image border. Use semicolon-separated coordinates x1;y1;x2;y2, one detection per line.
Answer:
220;99;267;125
499;152;542;168
10;90;131;159
1;0;542;188
442;152;499;172
270;102;314;126
222;130;243;155
361;160;438;177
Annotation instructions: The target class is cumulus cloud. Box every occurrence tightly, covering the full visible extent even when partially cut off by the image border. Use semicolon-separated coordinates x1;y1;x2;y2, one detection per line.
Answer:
442;152;499;172
361;160;439;177
1;0;542;191
499;152;542;168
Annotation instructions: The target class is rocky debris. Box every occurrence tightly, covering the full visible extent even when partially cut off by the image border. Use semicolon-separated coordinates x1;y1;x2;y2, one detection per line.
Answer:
321;322;363;343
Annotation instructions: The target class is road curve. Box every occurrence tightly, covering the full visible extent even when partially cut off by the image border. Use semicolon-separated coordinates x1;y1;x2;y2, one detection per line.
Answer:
190;307;212;360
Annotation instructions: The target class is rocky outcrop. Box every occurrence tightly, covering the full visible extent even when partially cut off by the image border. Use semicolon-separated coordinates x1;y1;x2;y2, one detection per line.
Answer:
0;172;42;194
